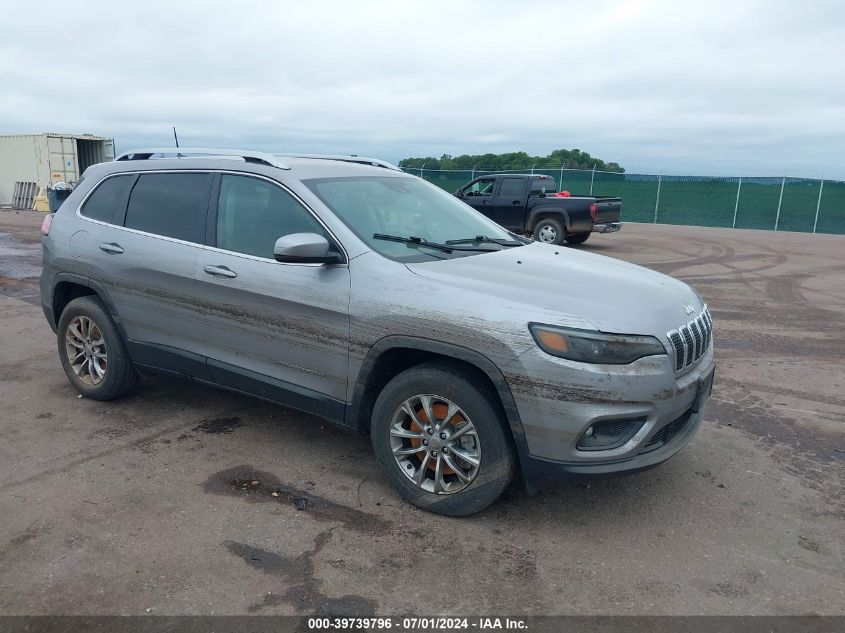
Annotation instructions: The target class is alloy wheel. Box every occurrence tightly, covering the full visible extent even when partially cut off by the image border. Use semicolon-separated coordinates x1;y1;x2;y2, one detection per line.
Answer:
389;394;481;494
65;315;108;385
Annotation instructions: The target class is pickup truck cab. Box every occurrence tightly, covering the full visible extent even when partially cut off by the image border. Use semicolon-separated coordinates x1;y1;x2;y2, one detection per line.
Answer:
455;174;622;245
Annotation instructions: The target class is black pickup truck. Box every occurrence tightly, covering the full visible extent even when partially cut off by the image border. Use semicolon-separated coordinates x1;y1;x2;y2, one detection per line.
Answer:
454;174;622;245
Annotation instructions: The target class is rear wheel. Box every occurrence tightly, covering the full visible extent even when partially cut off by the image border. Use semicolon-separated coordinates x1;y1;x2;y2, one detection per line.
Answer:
532;217;565;245
565;232;591;245
371;362;514;516
57;296;138;400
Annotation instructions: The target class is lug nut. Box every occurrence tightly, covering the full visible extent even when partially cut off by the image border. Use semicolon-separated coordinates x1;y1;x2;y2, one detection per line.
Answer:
427;428;434;435
422;439;428;446
431;451;438;457
439;432;447;440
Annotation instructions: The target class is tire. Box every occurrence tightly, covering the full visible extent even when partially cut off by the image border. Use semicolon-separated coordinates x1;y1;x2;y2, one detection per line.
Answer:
371;361;515;517
532;217;565;245
565;232;591;245
57;296;138;400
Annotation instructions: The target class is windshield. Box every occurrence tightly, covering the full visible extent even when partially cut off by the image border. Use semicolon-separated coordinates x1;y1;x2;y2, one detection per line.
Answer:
304;176;522;261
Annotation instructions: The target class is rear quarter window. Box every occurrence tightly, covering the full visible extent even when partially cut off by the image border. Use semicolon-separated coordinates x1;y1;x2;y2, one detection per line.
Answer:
124;173;210;243
80;174;135;223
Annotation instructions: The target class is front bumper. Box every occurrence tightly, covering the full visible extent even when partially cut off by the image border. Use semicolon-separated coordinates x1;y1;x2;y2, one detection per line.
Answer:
503;344;715;493
592;222;622;233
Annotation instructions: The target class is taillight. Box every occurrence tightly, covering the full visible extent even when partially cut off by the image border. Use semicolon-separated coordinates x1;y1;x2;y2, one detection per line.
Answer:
40;213;53;236
589;203;598;222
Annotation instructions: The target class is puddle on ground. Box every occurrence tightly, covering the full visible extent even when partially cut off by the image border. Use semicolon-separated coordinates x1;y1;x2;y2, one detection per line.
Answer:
203;465;391;534
193;416;242;434
226;531;378;615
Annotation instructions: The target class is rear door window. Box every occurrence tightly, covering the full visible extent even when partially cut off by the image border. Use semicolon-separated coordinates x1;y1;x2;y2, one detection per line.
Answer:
124;173;210;243
498;178;526;199
215;174;327;259
80;174;135;223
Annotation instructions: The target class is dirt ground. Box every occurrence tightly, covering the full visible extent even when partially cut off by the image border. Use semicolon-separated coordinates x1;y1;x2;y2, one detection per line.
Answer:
0;208;842;616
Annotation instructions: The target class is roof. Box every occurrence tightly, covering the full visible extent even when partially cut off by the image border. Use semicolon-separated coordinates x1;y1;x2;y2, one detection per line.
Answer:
89;151;411;181
114;148;401;173
0;132;111;140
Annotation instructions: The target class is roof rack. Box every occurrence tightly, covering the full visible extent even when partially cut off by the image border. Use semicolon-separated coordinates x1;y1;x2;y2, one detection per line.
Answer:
275;153;401;171
114;148;291;170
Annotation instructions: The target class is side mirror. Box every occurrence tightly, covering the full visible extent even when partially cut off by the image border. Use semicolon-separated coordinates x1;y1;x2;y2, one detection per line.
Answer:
273;233;340;264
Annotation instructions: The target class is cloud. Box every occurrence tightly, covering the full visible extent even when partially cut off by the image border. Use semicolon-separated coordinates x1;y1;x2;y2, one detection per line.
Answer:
1;0;843;177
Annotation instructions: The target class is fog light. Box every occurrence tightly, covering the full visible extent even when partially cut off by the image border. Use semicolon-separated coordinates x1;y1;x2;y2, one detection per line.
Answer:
577;417;646;451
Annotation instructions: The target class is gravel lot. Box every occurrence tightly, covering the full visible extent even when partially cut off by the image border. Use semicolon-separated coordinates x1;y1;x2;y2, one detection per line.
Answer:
0;209;843;615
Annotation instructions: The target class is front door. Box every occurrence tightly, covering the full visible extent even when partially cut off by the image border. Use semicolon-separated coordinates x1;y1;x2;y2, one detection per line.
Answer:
460;177;496;217
197;173;350;419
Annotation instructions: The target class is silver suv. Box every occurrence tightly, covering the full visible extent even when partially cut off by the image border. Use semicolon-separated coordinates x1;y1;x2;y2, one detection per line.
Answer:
40;148;715;516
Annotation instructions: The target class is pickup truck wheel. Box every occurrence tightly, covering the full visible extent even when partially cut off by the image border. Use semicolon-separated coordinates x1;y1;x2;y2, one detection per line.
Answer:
565;232;591;245
57;296;138;400
533;218;565;245
371;362;515;517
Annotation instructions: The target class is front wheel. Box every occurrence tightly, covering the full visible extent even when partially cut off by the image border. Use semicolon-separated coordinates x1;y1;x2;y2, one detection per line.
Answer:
532;218;565;245
565;232;590;245
371;362;515;516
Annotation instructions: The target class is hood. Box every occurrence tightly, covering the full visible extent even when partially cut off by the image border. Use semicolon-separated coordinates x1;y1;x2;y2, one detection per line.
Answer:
405;242;702;338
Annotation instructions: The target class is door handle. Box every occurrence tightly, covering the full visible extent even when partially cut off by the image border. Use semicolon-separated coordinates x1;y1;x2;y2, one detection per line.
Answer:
99;242;124;254
512;200;521;205
481;200;490;205
203;265;237;278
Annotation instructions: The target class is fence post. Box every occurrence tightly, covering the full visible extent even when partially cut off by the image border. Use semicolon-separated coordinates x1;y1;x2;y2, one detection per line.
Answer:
774;174;785;231
471;165;476;181
559;165;564;190
420;163;426;180
813;178;825;234
590;165;595;195
653;174;662;223
530;163;535;175
732;176;742;229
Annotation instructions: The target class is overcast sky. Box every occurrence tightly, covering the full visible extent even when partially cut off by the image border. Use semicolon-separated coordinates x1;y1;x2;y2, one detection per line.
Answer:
1;0;843;177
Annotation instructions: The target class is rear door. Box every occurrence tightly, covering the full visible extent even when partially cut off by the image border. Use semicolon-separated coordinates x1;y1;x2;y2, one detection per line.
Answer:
488;176;528;230
197;173;350;419
91;170;214;379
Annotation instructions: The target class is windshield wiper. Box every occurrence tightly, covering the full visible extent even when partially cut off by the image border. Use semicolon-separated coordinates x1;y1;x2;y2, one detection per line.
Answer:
445;235;524;247
373;234;498;253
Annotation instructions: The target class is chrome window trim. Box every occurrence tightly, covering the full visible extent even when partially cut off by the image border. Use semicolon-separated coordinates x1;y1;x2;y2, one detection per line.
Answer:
73;168;349;268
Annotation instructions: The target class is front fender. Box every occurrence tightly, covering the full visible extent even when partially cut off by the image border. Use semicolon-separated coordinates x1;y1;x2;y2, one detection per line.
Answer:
346;335;526;441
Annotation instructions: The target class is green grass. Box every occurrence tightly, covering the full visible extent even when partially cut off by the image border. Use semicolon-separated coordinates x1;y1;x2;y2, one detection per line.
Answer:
409;169;845;234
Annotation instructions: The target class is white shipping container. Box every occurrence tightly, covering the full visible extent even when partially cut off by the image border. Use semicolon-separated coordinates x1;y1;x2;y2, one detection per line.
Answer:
0;133;115;206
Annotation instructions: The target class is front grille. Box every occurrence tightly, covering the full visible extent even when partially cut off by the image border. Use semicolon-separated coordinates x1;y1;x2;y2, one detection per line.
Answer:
667;305;713;371
639;408;693;454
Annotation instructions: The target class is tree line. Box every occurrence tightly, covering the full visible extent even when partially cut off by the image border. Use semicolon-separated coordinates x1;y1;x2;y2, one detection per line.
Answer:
398;149;624;173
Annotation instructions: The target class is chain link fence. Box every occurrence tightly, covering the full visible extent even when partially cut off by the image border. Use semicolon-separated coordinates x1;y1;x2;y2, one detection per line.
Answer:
401;166;844;234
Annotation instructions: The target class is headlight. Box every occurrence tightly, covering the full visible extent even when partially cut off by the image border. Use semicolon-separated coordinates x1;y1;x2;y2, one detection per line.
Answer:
528;323;667;364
